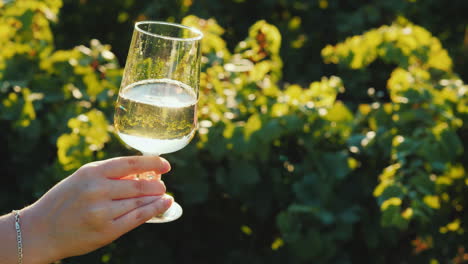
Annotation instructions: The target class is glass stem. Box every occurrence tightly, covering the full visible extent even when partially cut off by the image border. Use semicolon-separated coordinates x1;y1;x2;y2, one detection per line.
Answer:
142;152;160;156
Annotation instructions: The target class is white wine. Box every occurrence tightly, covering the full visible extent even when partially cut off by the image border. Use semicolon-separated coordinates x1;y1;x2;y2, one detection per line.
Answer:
114;79;198;155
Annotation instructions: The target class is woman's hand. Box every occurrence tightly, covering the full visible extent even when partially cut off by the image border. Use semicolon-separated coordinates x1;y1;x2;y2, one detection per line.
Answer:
20;156;173;264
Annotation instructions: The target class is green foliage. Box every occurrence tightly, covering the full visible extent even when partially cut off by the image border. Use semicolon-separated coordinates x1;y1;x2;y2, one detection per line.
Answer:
0;0;120;202
324;18;467;228
322;18;452;71
53;0;468;98
1;1;467;264
324;17;468;262
57;109;110;171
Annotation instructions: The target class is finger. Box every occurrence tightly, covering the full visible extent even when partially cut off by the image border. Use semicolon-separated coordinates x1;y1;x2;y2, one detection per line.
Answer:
93;156;171;179
107;178;166;200
112;195;173;232
110;196;163;220
120;172;161;181
120;174;139;180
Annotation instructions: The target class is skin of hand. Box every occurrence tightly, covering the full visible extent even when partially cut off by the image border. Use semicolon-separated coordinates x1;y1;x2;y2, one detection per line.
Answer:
17;156;173;264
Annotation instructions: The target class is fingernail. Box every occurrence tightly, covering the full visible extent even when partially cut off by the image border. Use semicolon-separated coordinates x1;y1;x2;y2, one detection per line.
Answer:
160;158;171;172
161;195;173;208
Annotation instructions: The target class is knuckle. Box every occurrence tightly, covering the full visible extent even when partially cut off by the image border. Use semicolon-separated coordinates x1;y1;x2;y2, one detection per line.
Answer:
133;180;144;196
134;199;145;207
134;207;153;223
135;211;145;221
127;157;139;170
78;163;100;178
134;201;161;222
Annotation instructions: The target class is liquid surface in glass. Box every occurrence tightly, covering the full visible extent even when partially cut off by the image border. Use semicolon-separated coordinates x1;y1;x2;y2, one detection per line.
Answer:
114;79;197;155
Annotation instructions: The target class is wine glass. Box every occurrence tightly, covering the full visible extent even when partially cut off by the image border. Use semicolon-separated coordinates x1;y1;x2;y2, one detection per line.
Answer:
114;21;202;223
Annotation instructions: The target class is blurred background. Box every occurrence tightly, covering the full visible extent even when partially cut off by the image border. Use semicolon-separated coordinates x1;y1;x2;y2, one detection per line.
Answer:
1;0;467;263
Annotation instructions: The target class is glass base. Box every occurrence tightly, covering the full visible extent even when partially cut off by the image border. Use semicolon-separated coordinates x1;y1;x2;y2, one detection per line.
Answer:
146;201;183;223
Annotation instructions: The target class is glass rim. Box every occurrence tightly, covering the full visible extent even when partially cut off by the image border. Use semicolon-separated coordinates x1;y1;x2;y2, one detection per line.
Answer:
135;21;203;42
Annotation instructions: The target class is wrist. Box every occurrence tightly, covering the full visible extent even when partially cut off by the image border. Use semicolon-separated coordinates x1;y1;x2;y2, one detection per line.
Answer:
20;204;59;264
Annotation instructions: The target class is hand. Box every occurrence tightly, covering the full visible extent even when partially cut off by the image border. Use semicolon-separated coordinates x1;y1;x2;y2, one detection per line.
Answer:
20;156;173;264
